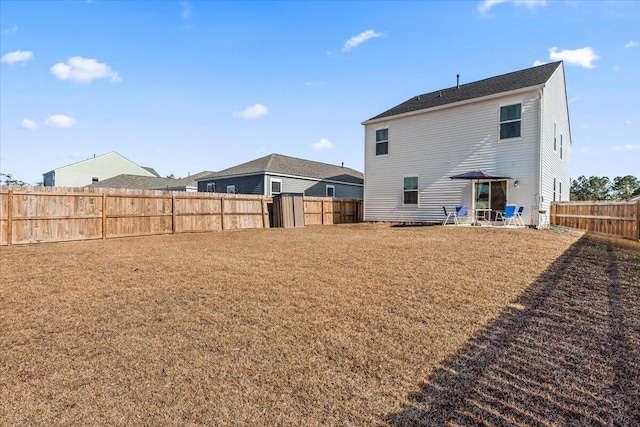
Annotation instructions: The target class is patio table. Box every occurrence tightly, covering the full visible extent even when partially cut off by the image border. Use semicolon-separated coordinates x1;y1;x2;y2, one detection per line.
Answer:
474;208;492;226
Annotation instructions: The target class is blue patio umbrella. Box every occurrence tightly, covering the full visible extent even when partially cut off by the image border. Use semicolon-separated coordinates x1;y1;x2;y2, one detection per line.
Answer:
449;170;513;180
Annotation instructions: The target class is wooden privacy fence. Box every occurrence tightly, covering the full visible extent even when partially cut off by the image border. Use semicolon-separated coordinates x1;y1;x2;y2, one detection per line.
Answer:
0;186;363;246
550;200;640;241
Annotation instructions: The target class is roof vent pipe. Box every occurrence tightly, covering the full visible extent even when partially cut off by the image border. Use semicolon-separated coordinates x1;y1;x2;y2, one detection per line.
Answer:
456;74;460;89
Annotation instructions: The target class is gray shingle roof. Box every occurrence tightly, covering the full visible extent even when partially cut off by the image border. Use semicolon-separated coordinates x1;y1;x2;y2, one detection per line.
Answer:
367;61;562;122
198;154;363;185
88;171;214;190
141;166;161;177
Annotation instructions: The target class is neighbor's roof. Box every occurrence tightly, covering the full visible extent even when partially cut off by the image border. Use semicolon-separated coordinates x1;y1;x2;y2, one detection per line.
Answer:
88;170;214;190
198;154;363;185
141;166;161;177
365;61;563;122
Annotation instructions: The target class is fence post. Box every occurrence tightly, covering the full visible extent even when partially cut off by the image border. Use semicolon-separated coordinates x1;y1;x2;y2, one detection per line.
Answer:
220;197;226;230
550;202;556;227
172;195;176;234
7;189;13;246
261;197;266;228
321;199;325;225
102;193;107;239
636;201;640;241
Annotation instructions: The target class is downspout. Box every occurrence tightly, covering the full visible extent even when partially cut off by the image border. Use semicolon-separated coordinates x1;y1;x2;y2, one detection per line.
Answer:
537;87;544;225
264;174;268;197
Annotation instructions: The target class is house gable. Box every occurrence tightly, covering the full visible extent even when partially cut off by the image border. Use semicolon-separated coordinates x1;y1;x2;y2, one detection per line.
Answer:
43;152;157;187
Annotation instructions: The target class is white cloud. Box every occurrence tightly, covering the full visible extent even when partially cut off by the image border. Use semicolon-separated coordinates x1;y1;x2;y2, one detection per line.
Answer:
3;25;18;34
312;138;334;151
612;65;621;71
50;56;121;83
533;59;547;66
343;30;382;52
1;50;33;65
45;114;76;128
613;144;640;151
625;120;632;125
568;96;581;104
20;119;38;130
478;0;546;13
233;104;268;119
181;1;192;19
625;40;638;49
549;46;600;69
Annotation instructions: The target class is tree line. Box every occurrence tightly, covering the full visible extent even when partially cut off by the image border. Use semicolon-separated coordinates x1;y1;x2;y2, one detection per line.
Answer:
570;175;640;201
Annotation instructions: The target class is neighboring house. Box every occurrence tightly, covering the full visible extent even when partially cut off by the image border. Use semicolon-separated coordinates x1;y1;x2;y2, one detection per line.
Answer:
631;194;640;202
87;171;214;192
43;152;160;187
197;153;363;199
362;61;571;226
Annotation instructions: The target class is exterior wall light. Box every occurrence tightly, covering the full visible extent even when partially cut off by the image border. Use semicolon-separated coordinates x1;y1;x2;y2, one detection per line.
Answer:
514;180;519;188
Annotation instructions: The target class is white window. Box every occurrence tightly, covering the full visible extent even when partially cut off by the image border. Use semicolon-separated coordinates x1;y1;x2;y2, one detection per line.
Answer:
375;128;389;155
91;176;99;183
206;182;215;192
560;134;563;160
270;179;282;195
226;185;236;194
553;123;557;151
326;185;335;197
403;176;418;205
559;181;562;201
499;104;521;139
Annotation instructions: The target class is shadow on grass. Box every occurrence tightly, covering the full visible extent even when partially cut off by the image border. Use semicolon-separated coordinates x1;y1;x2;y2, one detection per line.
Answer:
386;236;640;426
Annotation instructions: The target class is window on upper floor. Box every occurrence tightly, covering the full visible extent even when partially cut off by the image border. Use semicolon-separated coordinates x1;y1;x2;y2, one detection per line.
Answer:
271;179;282;195
403;176;418;205
326;185;335;197
499;104;522;140
376;128;389;155
553;123;557;151
560;134;563;160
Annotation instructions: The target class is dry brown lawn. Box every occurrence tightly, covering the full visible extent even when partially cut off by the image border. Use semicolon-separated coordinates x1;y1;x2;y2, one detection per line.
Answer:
1;224;638;426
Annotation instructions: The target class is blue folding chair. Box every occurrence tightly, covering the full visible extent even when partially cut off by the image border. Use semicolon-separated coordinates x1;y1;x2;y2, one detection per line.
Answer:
496;204;518;226
442;206;458;225
455;206;469;225
515;206;525;226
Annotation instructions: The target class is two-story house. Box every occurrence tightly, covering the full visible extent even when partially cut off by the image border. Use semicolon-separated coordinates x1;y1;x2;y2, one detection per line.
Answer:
362;61;571;226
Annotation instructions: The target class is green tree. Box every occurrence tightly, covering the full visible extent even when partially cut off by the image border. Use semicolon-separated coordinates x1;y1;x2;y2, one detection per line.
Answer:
570;175;590;200
611;175;640;200
570;175;612;200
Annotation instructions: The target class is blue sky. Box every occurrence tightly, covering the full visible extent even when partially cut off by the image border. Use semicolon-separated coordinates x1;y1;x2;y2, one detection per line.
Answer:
1;0;638;185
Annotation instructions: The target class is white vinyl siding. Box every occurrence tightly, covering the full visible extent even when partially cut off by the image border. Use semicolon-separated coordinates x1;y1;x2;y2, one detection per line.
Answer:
364;93;540;223
540;64;571;210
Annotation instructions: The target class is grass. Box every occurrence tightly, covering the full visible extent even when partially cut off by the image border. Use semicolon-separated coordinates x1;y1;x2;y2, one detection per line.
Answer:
1;224;638;426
